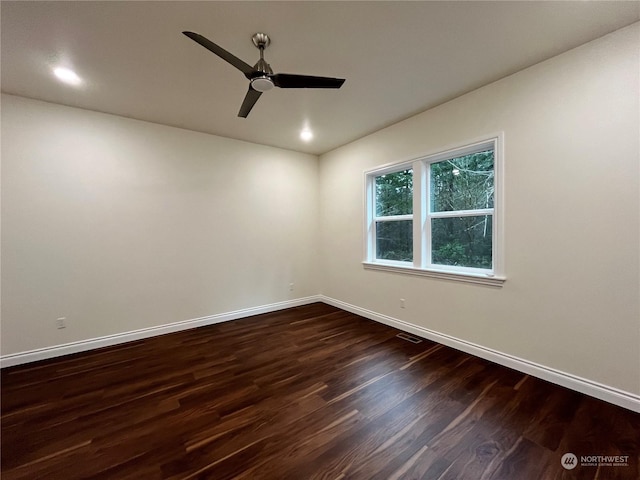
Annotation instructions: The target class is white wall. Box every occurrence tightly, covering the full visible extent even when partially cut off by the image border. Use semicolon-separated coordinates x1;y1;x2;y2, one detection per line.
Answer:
319;24;640;395
1;94;319;355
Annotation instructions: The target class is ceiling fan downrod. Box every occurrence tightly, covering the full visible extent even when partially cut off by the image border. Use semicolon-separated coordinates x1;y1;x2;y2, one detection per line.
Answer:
250;33;274;91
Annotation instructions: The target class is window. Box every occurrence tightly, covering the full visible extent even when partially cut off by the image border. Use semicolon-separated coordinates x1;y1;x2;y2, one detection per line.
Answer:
364;136;504;286
374;168;413;262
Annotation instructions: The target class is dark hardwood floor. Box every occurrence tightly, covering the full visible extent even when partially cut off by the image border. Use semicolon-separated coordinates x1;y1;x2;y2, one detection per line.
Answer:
2;303;639;479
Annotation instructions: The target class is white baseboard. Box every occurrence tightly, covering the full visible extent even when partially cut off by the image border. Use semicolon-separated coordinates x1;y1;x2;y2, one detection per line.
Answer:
320;295;640;413
0;296;322;368
4;294;638;413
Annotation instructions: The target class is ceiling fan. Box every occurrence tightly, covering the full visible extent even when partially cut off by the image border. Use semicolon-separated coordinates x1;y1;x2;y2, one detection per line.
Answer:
183;31;346;118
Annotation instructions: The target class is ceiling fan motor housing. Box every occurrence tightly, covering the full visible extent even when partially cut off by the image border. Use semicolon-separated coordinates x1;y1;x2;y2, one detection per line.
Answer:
253;58;273;75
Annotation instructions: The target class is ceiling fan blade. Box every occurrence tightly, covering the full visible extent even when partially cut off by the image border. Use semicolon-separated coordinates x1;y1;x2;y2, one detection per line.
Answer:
271;73;345;89
238;86;262;118
183;31;255;77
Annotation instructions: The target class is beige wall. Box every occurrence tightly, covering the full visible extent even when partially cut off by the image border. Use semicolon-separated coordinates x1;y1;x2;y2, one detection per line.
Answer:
1;94;319;355
319;24;640;395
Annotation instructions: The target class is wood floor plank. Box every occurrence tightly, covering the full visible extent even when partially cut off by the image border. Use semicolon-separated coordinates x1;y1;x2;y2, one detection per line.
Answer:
2;302;639;479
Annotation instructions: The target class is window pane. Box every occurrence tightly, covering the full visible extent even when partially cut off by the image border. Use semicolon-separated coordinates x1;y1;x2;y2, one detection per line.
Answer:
432;216;492;269
430;150;494;212
375;169;413;216
376;220;413;262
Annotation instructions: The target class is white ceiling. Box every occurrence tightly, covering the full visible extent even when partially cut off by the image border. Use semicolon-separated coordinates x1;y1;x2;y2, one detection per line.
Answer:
2;1;638;155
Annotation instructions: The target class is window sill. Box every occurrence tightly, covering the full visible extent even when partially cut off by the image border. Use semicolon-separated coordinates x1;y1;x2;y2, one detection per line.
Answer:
362;261;506;287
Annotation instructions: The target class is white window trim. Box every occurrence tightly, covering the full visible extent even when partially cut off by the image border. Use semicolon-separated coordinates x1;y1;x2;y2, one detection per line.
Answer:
363;134;505;287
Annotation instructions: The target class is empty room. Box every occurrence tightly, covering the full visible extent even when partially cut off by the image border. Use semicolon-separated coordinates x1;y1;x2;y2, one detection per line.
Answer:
1;1;639;479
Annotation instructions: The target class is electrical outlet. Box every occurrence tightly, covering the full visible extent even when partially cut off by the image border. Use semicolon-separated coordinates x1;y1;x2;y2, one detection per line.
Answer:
400;298;405;309
56;317;66;329
289;283;295;292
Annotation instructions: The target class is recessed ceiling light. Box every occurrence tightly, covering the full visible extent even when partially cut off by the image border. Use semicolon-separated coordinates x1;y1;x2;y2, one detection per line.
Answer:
53;67;83;86
300;128;313;142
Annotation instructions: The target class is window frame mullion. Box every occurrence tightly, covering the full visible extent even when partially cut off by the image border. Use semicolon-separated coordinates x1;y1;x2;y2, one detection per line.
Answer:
429;208;494;219
373;214;414;223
